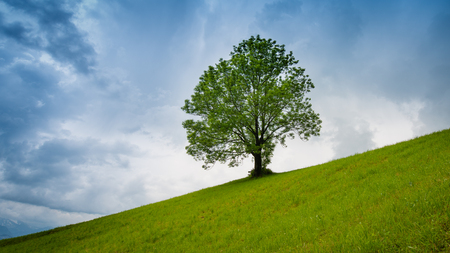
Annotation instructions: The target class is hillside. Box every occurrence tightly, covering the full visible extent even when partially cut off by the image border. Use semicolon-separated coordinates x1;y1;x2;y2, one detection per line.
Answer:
1;129;449;252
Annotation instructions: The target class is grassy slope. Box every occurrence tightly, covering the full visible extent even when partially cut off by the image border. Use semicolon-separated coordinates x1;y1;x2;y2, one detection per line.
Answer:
1;129;449;252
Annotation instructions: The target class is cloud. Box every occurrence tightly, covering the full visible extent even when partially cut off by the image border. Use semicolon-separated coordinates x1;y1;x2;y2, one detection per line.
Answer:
0;199;101;228
0;55;74;143
0;0;96;74
420;12;450;99
330;119;376;159
0;0;138;220
0;13;41;48
0;138;139;213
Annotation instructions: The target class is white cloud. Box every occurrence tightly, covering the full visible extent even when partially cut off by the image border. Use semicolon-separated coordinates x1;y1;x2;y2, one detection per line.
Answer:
313;93;429;158
0;200;101;228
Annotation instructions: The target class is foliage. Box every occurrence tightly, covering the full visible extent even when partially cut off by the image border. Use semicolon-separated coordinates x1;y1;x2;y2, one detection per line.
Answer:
182;35;321;177
1;129;449;252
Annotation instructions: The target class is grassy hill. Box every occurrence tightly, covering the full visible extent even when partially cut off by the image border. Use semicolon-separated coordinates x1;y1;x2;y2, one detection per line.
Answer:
1;129;449;252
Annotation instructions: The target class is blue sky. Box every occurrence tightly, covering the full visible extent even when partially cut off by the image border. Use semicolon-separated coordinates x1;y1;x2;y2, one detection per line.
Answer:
0;0;449;228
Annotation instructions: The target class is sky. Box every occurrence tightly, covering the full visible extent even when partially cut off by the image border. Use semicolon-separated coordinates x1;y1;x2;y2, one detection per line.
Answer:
0;0;449;229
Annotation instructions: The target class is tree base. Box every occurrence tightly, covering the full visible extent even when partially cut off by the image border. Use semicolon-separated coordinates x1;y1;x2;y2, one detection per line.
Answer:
248;168;274;178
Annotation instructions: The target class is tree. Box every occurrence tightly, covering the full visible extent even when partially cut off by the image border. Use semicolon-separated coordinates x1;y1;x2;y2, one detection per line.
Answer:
182;35;322;178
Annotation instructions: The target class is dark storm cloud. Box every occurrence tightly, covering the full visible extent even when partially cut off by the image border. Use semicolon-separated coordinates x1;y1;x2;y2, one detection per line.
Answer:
0;56;80;145
0;0;139;215
0;55;139;211
354;2;450;103
420;12;450;99
0;61;58;141
0;0;96;74
415;12;450;131
0;13;41;48
0;0;96;170
417;11;450;130
0;53;140;213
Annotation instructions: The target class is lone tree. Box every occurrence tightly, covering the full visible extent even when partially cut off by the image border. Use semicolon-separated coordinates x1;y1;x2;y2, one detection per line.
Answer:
182;35;321;178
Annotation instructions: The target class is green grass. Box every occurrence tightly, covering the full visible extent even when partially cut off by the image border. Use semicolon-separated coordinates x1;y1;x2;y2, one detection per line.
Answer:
1;129;449;252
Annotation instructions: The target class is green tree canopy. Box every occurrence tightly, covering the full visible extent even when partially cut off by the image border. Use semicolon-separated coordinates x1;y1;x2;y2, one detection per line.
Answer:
182;35;322;177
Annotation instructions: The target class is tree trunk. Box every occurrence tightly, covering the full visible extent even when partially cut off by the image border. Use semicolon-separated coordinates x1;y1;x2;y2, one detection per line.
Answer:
253;152;262;177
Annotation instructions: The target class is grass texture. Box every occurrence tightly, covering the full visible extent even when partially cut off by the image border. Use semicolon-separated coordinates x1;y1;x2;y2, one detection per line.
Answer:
1;129;449;252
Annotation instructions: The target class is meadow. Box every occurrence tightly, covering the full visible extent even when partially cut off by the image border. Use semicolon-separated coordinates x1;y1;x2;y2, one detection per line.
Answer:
0;129;449;252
